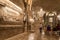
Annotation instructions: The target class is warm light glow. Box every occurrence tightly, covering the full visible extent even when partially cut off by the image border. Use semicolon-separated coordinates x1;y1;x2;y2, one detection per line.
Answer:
2;6;22;22
0;0;24;22
37;8;45;17
57;14;60;20
0;0;23;13
49;13;54;16
29;18;34;23
49;17;53;22
7;0;23;13
46;12;49;16
40;8;43;11
28;33;35;40
3;7;20;16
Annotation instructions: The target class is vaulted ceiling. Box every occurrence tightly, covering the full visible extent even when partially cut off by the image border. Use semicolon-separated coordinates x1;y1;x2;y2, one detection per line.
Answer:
10;0;60;12
10;0;24;9
33;0;60;12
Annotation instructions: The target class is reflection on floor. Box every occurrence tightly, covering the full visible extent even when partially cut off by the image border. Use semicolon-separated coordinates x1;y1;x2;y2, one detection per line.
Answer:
28;33;35;40
28;31;60;40
5;30;60;40
37;31;60;40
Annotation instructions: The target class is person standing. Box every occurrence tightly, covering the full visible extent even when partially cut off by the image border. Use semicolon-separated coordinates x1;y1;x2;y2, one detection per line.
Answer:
46;25;52;35
39;23;43;33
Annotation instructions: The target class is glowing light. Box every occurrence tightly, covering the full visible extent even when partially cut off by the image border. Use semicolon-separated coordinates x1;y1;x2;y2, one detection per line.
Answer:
57;14;60;20
37;8;45;17
7;0;23;13
46;12;49;16
3;7;20;16
40;8;43;11
29;18;34;23
28;33;35;40
2;6;21;22
0;0;24;22
0;0;23;13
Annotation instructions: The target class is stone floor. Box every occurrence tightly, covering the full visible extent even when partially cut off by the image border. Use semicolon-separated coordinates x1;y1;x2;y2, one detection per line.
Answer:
0;27;24;40
5;30;60;40
37;32;60;40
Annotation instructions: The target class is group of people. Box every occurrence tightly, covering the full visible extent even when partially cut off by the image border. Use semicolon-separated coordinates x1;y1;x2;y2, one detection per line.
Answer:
39;23;60;35
47;24;60;32
47;24;60;35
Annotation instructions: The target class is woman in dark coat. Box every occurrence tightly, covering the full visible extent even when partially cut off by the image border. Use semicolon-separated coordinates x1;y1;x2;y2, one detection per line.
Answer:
47;25;51;31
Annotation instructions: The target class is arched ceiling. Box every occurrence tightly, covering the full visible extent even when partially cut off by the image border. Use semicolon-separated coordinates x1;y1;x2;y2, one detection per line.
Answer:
32;0;60;12
10;0;24;9
10;0;60;12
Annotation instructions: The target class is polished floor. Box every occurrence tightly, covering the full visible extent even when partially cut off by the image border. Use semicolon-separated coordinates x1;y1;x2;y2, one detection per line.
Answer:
0;27;24;40
37;32;60;40
28;31;60;40
5;30;60;40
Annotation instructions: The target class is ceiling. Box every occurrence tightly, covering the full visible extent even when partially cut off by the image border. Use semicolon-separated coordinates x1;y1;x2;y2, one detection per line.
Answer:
10;0;60;12
10;0;24;9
